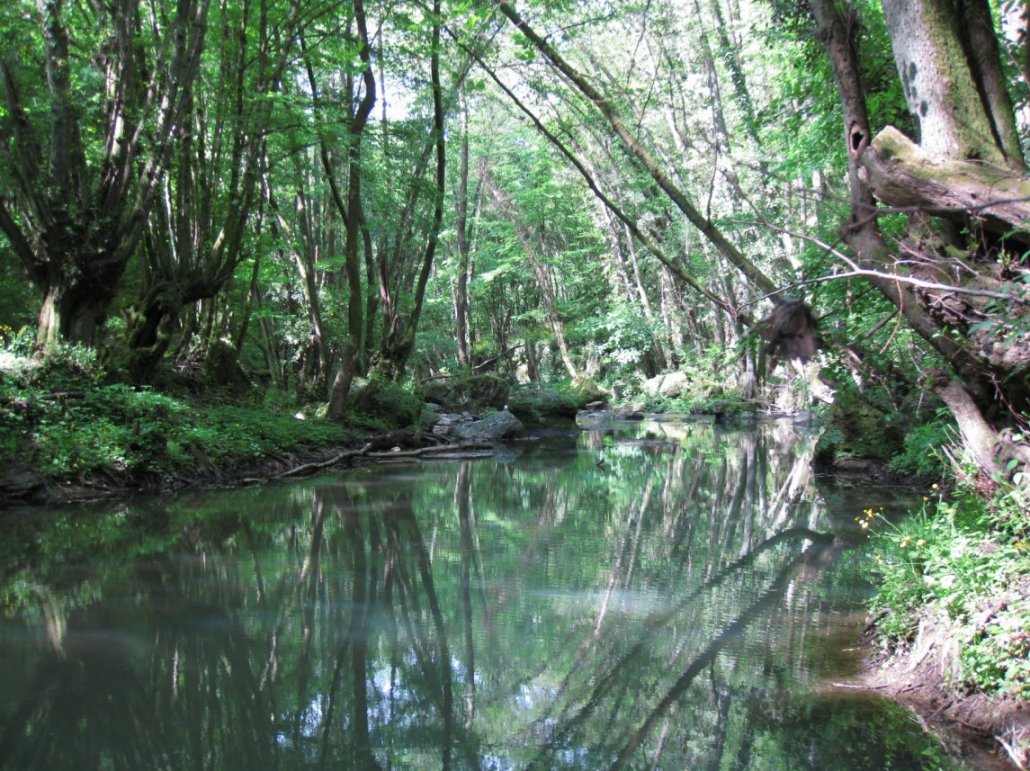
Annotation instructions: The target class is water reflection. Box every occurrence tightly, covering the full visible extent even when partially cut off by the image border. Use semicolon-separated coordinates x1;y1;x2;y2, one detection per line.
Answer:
0;419;955;769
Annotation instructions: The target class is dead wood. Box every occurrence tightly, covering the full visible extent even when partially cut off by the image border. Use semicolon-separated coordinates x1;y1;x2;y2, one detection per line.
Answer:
860;127;1030;242
366;442;493;459
268;443;373;480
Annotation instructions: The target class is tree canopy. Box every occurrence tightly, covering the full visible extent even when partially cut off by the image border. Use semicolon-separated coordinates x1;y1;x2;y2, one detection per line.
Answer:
1;0;1028;486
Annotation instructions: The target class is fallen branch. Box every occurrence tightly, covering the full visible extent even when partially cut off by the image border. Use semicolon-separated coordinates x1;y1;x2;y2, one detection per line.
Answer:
861;126;1030;240
367;442;493;459
266;443;373;481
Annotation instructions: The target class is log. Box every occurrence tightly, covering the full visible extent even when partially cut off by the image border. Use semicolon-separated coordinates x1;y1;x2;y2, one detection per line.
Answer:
860;126;1030;240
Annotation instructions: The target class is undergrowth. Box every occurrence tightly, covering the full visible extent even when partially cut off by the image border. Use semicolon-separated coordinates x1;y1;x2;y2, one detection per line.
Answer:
0;342;360;487
864;476;1030;700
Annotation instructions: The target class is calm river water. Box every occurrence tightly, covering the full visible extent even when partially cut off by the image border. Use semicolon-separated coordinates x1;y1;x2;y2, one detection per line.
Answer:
0;417;985;769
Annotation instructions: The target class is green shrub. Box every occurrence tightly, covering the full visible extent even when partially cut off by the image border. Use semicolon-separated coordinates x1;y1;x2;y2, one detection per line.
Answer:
33;343;106;391
888;416;953;479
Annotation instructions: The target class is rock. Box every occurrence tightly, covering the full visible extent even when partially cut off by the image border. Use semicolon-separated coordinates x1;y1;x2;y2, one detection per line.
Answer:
419;405;442;431
349;379;423;429
814;389;905;465
421;374;509;413
642;371;689;398
204;339;249;393
453;410;525;442
507;386;579;428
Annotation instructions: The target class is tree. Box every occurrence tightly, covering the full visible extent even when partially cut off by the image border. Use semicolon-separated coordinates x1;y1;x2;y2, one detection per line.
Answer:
0;0;210;348
327;0;376;419
121;0;304;383
810;0;1030;484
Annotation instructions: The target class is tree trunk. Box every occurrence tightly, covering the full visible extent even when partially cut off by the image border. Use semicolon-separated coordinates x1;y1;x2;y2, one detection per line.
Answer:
454;96;473;368
0;0;211;349
328;0;376;419
881;0;1004;162
376;0;447;380
36;280;110;349
811;0;1030;485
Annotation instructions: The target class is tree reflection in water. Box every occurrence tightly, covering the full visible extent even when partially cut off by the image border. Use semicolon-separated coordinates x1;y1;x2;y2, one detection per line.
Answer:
0;420;951;769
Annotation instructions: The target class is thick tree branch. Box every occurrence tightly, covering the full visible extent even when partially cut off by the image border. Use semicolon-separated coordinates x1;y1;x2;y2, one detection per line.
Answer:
861;126;1030;243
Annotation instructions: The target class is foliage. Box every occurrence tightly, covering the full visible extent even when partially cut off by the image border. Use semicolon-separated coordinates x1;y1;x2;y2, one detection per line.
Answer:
0;345;359;485
865;480;1030;699
888;414;954;479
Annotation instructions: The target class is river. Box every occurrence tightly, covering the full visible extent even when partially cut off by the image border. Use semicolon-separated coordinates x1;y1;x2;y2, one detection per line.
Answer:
0;416;984;768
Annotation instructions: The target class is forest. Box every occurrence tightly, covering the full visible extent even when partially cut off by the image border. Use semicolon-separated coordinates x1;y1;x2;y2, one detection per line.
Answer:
0;0;1028;765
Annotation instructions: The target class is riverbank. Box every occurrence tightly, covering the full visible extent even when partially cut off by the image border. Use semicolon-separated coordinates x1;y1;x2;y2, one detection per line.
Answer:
855;483;1030;768
855;625;1029;768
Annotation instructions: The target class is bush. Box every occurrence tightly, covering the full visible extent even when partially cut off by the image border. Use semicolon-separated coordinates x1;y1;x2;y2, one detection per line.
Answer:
0;351;359;485
33;343;106;391
888;416;953;479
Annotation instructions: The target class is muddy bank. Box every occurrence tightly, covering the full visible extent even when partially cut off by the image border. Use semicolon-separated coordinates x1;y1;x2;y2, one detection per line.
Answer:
0;434;504;507
850;611;1029;769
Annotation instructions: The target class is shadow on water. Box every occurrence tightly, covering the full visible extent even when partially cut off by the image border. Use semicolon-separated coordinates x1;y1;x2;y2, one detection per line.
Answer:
0;418;982;769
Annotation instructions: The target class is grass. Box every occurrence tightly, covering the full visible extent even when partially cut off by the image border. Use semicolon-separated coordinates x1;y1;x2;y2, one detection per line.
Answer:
864;478;1030;700
0;343;362;488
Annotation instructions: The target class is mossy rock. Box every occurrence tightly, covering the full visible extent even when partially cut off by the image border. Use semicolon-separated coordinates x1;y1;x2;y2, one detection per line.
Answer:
203;339;250;394
507;385;579;428
567;379;608;407
815;390;904;464
421;374;509;413
710;399;758;423
348;379;422;429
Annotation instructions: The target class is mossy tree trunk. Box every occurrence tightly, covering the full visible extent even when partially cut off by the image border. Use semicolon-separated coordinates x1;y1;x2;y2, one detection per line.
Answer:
811;0;1030;486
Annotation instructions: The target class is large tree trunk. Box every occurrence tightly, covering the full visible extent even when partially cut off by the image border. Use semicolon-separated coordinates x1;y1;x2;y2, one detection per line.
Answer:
328;0;376;419
811;0;1030;485
36;279;111;349
881;0;1006;163
0;0;210;349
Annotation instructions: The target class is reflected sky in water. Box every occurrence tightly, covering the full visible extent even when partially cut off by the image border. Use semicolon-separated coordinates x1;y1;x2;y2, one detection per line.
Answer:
0;418;969;769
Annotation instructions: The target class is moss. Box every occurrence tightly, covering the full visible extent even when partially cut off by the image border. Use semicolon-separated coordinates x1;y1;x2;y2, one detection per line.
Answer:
421;374;509;413
815;389;904;463
347;378;422;429
507;385;579;428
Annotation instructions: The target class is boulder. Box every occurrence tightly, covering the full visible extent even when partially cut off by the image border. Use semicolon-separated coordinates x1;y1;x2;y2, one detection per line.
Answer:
453;410;525;442
507;386;579;428
421;374;509;413
348;379;423;429
643;371;689;398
